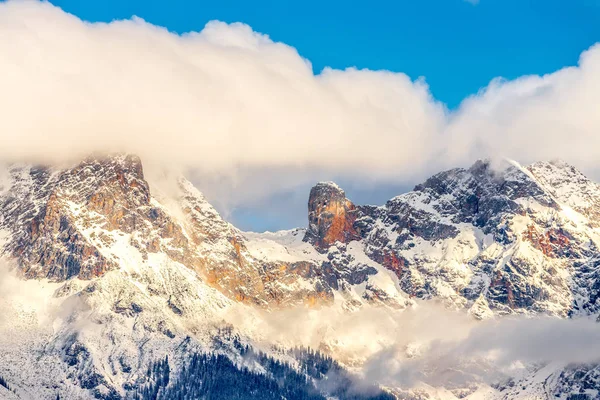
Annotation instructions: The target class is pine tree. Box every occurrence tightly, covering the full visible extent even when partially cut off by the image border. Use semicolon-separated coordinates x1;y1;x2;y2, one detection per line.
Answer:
0;375;9;391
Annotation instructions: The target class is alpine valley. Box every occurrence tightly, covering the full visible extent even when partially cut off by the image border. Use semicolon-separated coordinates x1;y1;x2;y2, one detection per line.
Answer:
1;154;600;400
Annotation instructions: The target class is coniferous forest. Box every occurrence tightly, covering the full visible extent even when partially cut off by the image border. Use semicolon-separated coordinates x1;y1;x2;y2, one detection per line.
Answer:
133;346;394;400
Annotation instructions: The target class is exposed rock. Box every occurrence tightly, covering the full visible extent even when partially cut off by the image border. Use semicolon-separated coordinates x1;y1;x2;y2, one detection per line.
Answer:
5;155;599;316
2;155;600;399
296;159;600;317
303;182;361;251
0;155;340;307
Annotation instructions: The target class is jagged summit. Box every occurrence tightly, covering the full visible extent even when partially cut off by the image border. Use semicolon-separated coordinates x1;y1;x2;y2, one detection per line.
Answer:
0;153;152;280
527;159;600;224
303;181;361;251
297;158;600;317
0;155;349;307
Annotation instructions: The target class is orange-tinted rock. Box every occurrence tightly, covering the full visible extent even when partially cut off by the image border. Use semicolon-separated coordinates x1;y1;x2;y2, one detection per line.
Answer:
382;250;405;279
303;182;361;251
18;194;115;280
523;224;571;258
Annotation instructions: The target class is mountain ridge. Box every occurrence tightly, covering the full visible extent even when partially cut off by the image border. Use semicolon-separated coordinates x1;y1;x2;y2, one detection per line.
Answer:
1;154;600;399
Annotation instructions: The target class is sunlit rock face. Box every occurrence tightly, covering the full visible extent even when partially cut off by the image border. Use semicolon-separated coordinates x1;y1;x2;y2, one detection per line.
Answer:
300;159;600;319
0;154;149;280
303;182;361;251
3;154;600;316
0;155;340;308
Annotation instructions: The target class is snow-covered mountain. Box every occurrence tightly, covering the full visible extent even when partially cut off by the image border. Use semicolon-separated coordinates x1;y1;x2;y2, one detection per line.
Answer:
1;154;600;399
301;159;600;319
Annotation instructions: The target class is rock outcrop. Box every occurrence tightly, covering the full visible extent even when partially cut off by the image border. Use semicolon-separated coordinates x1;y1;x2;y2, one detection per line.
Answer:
303;182;361;251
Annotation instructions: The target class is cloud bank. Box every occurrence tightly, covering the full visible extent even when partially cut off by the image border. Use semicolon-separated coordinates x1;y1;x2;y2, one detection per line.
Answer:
224;300;600;390
0;0;599;218
362;316;600;388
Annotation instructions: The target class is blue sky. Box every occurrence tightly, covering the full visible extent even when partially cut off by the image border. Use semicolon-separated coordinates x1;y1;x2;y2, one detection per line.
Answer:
50;0;600;108
44;0;600;231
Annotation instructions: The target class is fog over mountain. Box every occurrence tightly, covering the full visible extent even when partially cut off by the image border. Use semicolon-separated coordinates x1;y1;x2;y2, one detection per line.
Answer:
1;1;600;399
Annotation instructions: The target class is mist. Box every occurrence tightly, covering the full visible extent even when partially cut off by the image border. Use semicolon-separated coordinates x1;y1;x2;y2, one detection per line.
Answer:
223;300;600;390
2;256;600;392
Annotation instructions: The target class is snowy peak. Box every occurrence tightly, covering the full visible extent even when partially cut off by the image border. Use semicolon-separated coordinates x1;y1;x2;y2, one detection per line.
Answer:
0;153;154;281
527;160;600;225
4;155;600;316
409;159;558;230
0;154;360;308
291;160;600;318
0;154;217;280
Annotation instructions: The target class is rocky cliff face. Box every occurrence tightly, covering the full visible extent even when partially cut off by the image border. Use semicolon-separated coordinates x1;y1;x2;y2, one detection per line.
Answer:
304;182;361;251
2;154;600;400
0;155;379;309
8;154;591;318
300;159;600;319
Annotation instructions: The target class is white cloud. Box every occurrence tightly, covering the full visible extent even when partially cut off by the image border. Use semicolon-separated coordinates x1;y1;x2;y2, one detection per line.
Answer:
0;0;598;218
225;299;600;389
444;46;600;170
0;1;446;175
362;316;600;388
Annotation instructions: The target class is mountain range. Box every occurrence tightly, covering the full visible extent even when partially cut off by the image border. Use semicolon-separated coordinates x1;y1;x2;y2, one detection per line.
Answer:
0;154;599;399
